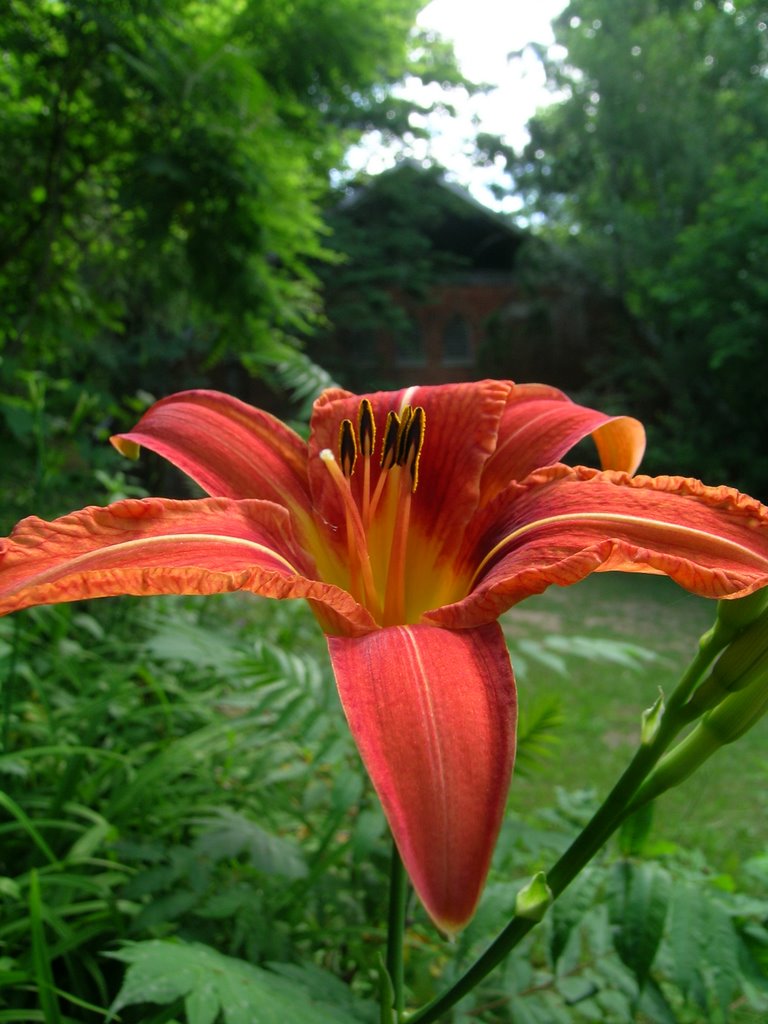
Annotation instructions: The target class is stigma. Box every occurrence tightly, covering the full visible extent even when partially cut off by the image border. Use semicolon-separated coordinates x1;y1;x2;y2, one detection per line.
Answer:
321;398;426;624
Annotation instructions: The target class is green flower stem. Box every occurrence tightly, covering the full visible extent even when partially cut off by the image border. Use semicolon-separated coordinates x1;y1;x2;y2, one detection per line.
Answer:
406;736;669;1022
386;840;408;1019
666;625;733;716
406;623;729;1024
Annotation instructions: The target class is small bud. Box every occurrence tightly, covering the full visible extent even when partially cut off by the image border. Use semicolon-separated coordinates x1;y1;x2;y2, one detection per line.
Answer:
635;658;768;807
711;605;768;688
641;690;665;745
632;724;716;807
515;871;553;921
687;602;768;715
716;587;768;633
694;586;768;670
704;664;768;744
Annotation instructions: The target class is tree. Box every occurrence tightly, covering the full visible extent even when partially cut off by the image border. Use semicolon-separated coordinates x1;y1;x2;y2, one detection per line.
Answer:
0;0;467;519
509;0;768;494
1;0;460;369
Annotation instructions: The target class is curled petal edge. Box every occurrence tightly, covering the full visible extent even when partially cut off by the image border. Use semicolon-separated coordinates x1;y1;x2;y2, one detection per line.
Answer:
480;384;646;503
430;467;768;629
111;389;312;513
0;497;376;635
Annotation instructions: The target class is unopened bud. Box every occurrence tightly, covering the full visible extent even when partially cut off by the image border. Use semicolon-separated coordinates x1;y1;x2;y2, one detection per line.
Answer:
515;871;552;921
703;665;768;744
688;601;768;715
715;587;768;633
633;725;719;806
641;691;664;745
635;659;768;807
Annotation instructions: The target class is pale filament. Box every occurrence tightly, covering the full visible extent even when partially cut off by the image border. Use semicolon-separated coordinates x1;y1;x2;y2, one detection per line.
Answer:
320;401;425;626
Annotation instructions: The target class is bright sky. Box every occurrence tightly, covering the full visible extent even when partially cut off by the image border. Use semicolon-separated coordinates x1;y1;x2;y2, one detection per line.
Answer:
346;0;569;211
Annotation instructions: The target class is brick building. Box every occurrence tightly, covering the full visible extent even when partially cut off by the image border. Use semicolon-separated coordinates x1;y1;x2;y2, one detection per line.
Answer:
317;161;640;393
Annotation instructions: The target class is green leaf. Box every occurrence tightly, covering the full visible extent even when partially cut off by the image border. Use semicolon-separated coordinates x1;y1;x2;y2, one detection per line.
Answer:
191;809;308;880
608;860;670;991
549;867;601;967
618;802;655;857
28;871;63;1024
665;878;706;1003
664;878;742;1012
108;940;368;1024
707;901;743;1015
185;985;219;1024
637;978;678;1024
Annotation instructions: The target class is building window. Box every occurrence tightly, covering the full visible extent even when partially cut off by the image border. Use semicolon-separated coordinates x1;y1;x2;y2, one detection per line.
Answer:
442;314;472;365
394;318;427;366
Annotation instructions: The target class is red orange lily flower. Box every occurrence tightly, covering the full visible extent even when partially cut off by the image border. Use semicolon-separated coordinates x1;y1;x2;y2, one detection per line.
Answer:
2;380;768;933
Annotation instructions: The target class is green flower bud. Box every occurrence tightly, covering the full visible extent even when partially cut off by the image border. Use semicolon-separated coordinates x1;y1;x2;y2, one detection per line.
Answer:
688;602;768;715
515;871;553;922
641;690;665;745
715;586;768;633
635;659;768;807
703;666;768;744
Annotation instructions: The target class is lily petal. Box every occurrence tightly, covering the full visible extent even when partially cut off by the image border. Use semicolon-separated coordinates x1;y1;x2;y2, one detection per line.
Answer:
480;383;646;505
328;622;516;933
111;390;312;513
430;466;768;628
310;381;511;561
0;497;375;633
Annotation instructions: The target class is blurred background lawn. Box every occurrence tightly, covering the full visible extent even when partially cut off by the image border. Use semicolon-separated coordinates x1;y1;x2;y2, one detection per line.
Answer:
504;574;768;870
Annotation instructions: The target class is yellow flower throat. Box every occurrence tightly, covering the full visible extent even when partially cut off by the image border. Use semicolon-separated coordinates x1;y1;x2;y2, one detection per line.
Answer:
320;399;426;626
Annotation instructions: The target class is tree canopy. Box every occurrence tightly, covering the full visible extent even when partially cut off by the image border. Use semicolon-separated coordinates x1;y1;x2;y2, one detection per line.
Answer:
1;0;467;372
0;0;469;520
511;0;768;495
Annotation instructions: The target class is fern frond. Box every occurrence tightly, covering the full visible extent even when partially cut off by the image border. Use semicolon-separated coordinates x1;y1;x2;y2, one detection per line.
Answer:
515;695;564;776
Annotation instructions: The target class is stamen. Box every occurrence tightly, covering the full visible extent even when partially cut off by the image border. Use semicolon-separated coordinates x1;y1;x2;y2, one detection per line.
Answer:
359;399;375;527
358;399;376;457
339;419;357;477
396;405;413;464
319;449;381;619
383;406;425;622
380;410;401;471
399;406;425;492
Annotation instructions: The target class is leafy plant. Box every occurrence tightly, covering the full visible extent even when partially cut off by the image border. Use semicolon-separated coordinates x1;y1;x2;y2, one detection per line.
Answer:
107;940;374;1024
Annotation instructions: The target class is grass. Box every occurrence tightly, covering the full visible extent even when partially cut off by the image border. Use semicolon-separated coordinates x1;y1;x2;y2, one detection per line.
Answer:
503;573;768;870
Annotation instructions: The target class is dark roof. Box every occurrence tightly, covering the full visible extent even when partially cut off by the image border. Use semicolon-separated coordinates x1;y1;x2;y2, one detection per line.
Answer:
337;160;524;273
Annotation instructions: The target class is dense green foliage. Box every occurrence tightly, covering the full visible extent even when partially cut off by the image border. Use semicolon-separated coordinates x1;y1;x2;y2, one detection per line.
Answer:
2;589;767;1022
1;0;454;360
0;0;468;522
3;3;768;1020
512;0;768;495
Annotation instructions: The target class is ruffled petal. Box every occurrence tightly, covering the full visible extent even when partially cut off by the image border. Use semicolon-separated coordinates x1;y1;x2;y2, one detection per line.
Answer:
0;497;375;634
327;622;516;933
309;381;511;563
479;383;646;505
429;466;768;628
111;390;312;513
